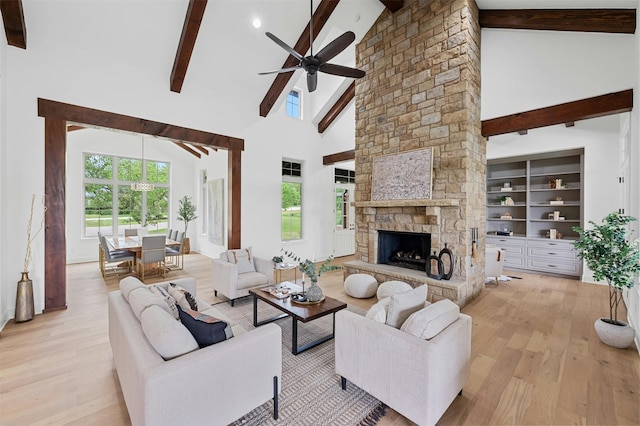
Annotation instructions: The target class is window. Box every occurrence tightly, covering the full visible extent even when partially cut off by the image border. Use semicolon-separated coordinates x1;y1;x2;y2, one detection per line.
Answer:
282;160;302;240
334;168;355;184
83;153;170;237
286;89;301;119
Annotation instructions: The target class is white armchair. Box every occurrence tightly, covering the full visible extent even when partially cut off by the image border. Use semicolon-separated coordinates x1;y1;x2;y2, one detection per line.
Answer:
485;245;506;285
211;248;274;306
335;304;471;426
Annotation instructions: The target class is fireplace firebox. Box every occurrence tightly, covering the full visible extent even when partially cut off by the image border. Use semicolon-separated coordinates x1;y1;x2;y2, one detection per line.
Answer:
377;230;431;272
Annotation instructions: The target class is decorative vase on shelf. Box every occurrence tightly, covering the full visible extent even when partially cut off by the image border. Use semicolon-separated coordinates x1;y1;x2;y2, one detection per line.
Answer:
306;279;323;302
15;272;34;323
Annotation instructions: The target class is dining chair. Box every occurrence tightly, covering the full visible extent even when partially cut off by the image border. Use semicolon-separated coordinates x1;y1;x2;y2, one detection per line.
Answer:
124;228;138;237
99;235;134;278
171;229;179;241
166;228;173;238
137;235;166;281
166;231;184;270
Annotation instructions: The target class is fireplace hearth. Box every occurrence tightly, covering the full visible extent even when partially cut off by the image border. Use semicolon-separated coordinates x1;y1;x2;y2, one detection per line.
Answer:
378;230;431;272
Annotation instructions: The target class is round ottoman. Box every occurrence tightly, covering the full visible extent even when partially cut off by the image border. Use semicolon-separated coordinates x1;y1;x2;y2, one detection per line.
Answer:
344;274;378;299
377;280;412;300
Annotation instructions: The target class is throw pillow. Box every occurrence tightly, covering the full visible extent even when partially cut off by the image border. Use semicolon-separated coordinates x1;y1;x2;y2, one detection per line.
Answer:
119;276;145;302
225;247;256;274
400;299;460;340
365;297;391;323
177;305;234;348
149;285;179;319
128;288;172;321
167;283;198;311
386;284;428;329
140;305;199;360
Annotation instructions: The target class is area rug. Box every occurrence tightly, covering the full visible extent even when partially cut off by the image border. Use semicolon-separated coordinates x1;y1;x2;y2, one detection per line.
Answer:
211;296;386;426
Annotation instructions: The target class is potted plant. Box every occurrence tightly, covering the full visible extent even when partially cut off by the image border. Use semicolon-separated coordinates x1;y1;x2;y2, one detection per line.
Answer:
177;196;198;254
572;212;640;348
283;250;341;302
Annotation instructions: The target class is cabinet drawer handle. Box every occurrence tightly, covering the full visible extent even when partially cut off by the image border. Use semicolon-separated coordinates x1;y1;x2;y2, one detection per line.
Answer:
499;239;507;242
547;243;557;246
548;264;557;268
548;252;557;255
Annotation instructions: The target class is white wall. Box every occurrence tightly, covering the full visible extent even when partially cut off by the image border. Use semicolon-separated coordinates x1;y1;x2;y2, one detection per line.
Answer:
0;31;7;327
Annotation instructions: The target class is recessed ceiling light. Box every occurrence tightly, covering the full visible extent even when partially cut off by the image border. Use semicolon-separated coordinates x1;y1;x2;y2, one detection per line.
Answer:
253;18;262;28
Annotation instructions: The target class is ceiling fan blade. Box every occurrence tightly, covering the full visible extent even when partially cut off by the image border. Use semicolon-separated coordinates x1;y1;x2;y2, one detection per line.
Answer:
315;31;356;64
319;63;366;79
307;72;318;92
258;66;300;75
265;32;304;61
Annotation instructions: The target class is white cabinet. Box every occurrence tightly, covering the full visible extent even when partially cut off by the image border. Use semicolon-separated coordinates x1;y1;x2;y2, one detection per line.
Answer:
486;150;583;278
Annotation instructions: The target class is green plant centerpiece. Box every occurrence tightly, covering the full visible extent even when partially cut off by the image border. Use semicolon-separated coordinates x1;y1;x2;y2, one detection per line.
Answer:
283;250;341;302
272;255;284;266
572;212;640;348
177;196;198;254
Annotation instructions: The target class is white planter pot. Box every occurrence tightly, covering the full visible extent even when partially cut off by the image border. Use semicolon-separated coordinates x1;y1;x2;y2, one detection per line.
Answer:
594;318;635;349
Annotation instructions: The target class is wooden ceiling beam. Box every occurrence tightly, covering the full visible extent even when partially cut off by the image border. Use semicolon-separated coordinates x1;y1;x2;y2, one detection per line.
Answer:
259;0;341;117
323;149;355;165
379;1;404;13
66;125;85;132
174;141;202;158
481;89;633;138
170;0;208;93
0;0;27;48
194;145;211;155
479;9;636;34
38;98;244;151
318;82;355;133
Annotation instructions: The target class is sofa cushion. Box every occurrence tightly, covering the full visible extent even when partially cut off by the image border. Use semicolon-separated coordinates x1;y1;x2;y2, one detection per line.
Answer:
401;299;460;340
149;284;179;319
141;305;199;360
386;285;428;329
168;283;198;311
237;271;270;290
177;306;234;348
119;276;145;302
365;297;391;323
129;287;172;321
226;247;256;274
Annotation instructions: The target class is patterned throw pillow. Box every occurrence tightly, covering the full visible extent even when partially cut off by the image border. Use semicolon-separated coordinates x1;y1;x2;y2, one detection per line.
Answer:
225;247;256;274
167;283;198;311
177;305;234;348
149;285;179;319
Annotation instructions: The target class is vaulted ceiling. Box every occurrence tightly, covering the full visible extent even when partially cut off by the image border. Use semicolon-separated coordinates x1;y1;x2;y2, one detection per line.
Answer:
1;0;638;158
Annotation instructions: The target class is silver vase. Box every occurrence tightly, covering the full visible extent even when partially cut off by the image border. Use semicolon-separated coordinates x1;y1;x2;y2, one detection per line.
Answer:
15;272;34;322
306;280;323;302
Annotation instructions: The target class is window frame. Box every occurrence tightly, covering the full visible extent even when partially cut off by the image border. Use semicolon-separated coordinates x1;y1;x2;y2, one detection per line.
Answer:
281;159;303;241
82;152;170;238
285;88;302;120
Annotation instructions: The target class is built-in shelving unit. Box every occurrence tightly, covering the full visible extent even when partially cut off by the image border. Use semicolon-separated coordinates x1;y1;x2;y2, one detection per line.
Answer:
486;149;583;278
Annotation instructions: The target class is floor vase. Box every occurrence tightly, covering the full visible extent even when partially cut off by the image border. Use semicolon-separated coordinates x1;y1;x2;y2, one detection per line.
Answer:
15;272;34;322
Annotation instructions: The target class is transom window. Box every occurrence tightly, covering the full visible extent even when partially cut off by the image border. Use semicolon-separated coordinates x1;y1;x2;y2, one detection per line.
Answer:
334;168;355;184
286;89;301;119
83;153;170;238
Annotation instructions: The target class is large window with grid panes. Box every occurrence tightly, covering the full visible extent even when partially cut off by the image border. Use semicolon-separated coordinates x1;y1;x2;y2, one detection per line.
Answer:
281;160;302;240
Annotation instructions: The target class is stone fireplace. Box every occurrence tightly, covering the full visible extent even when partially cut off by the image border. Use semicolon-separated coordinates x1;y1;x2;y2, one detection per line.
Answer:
343;0;486;307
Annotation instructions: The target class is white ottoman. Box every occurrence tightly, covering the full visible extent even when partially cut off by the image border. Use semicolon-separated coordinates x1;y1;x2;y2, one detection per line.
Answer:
377;280;413;300
344;274;378;299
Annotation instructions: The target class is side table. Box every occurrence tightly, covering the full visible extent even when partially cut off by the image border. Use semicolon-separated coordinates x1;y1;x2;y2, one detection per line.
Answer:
274;263;297;284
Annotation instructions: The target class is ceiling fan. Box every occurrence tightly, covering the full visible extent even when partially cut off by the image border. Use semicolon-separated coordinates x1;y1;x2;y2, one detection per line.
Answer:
259;0;366;92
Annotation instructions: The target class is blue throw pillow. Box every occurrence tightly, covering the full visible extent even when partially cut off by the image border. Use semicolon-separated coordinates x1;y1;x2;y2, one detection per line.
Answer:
177;305;233;348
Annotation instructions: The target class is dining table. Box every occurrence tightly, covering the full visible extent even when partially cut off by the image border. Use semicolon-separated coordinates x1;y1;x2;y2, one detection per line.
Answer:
106;235;181;278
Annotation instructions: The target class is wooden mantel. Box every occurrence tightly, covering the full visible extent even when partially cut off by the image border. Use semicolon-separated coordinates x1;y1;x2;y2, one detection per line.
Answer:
355;199;460;208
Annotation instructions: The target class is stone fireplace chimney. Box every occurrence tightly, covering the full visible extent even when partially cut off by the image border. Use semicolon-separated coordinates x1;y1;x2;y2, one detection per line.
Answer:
345;0;485;307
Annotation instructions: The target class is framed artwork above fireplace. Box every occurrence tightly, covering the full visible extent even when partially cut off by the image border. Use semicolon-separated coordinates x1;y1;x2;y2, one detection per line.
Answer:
371;147;433;201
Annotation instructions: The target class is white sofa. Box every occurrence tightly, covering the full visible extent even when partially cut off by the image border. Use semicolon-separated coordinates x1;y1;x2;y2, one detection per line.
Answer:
108;276;282;426
335;304;471;426
211;249;274;306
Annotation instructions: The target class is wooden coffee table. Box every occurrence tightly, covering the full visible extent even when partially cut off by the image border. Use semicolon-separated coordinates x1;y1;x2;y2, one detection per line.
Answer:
249;282;347;355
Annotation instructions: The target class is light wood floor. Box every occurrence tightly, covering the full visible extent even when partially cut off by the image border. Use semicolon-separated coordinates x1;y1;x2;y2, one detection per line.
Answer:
1;253;638;425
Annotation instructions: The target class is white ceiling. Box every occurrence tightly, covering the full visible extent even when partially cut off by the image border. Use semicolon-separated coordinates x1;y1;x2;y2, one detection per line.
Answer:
17;0;640;111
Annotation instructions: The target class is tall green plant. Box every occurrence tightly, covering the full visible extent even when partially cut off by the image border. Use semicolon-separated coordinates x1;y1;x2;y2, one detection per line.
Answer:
572;212;640;324
177;196;198;234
